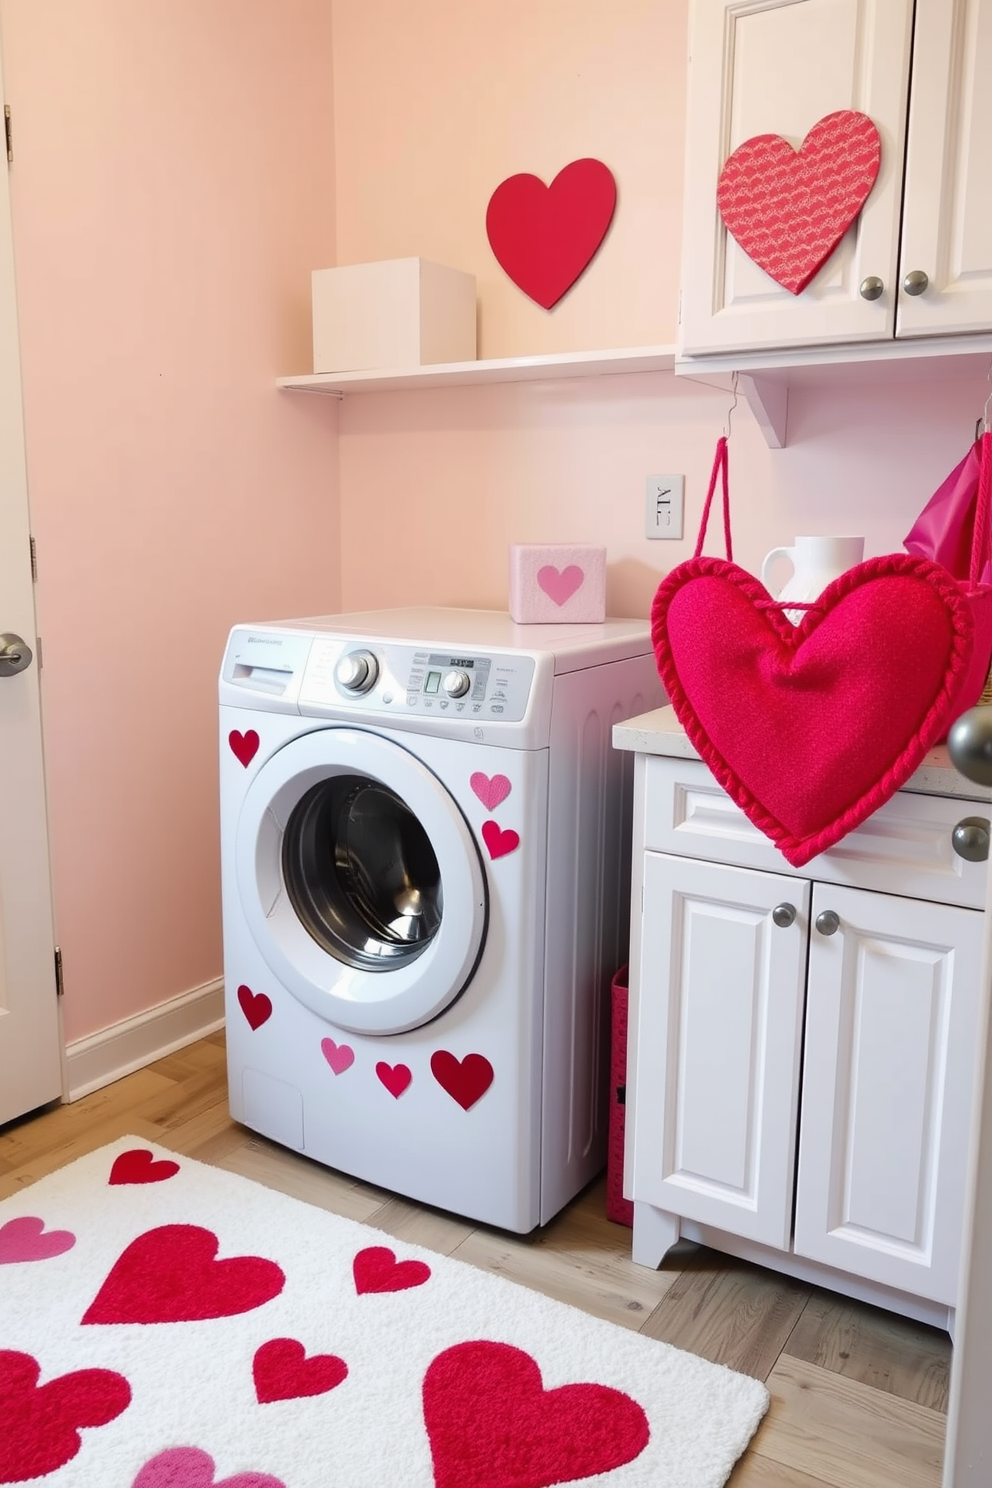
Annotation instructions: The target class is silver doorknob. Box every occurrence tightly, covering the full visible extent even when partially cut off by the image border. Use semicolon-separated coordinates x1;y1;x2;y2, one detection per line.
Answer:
948;708;992;786
903;269;929;296
952;816;991;862
0;632;33;676
859;276;884;301
815;910;840;936
772;903;797;927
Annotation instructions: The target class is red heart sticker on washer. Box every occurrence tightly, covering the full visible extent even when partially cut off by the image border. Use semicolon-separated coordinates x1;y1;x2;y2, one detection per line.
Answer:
481;820;520;860
376;1062;412;1099
229;729;260;767
431;1051;494;1111
238;985;273;1031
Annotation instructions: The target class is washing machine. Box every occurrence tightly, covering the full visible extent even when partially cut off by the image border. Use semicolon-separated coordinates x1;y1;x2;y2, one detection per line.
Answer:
219;607;661;1231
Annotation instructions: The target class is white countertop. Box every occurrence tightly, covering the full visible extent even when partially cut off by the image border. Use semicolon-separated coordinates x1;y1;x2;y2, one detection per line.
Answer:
613;705;992;803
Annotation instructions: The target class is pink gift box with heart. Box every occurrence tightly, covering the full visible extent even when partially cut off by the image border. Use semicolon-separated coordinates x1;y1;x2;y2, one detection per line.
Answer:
509;543;606;624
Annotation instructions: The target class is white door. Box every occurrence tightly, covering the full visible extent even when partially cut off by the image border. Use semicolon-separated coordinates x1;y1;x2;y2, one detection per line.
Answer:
630;852;808;1248
679;0;914;356
897;0;992;337
794;882;984;1305
0;31;62;1124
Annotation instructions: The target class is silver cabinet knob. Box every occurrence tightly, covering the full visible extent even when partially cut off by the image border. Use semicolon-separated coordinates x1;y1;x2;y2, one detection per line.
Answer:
334;649;378;693
772;903;797;928
0;632;33;677
948;708;992;786
952;816;991;863
815;909;840;936
442;669;471;699
902;269;929;296
859;276;884;301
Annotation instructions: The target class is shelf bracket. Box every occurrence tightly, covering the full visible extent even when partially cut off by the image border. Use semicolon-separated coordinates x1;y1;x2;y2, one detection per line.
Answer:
738;373;788;448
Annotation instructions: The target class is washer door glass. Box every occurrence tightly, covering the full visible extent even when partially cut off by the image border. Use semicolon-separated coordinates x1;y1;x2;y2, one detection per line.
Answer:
236;728;488;1035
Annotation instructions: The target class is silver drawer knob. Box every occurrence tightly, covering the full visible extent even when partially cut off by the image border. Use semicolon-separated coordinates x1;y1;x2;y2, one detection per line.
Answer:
772;903;796;928
815;910;840;936
948;708;992;786
859;276;884;301
902;269;929;296
952;816;991;863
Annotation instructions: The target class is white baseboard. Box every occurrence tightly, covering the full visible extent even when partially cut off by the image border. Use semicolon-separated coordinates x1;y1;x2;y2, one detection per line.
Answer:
64;978;226;1102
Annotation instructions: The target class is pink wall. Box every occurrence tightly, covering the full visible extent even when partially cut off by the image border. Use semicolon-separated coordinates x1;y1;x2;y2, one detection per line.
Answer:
1;0;340;1042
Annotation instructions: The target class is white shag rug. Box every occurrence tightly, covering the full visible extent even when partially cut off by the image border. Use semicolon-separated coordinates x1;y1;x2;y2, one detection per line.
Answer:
0;1137;768;1487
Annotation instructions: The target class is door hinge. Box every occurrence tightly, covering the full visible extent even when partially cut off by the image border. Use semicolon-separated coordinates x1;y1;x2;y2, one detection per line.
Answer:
4;106;10;164
29;534;37;581
54;945;64;997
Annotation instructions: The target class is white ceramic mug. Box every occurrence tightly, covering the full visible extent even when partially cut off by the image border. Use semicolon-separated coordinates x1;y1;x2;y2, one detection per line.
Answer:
760;535;865;624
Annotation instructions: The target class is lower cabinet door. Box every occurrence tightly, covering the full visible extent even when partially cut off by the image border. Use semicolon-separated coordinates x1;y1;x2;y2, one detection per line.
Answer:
630;853;809;1248
794;882;984;1305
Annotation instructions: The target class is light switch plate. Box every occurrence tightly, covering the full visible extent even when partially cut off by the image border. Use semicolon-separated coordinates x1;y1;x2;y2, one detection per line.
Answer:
645;474;684;539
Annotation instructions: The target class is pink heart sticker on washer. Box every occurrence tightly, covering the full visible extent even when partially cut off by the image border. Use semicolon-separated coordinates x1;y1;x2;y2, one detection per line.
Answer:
321;1038;355;1075
469;772;511;811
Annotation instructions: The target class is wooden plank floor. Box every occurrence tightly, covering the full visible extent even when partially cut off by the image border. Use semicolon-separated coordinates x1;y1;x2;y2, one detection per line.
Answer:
0;1031;949;1486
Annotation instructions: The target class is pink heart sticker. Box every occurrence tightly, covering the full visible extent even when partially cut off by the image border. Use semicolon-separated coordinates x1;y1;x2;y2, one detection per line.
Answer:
353;1245;431;1294
132;1447;286;1488
375;1062;412;1099
469;772;512;811
0;1216;76;1264
229;729;260;768
481;820;520;860
238;984;273;1031
253;1338;348;1403
321;1038;355;1075
537;564;584;606
108;1149;180;1186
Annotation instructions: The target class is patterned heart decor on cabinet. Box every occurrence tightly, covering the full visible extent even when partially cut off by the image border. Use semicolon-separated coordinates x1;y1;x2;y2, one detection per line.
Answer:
486;158;617;309
716;110;881;295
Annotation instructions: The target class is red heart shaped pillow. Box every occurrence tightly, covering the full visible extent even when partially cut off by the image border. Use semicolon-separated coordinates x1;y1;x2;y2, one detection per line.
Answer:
651;554;973;866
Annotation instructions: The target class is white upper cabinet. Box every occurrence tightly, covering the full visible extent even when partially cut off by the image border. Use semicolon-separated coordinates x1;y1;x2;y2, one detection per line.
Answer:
679;0;992;356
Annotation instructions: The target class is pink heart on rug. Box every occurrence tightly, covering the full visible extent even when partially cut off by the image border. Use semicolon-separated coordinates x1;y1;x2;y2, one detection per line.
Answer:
0;1216;76;1264
229;729;260;767
469;772;512;811
353;1245;431;1295
109;1149;180;1186
0;1349;131;1482
132;1447;285;1488
82;1224;284;1325
716;110;881;295
375;1062;412;1099
320;1037;354;1075
486;158;617;309
238;985;272;1032
651;554;973;867
431;1051;494;1111
423;1340;649;1488
481;820;520;860
253;1338;348;1403
537;564;584;606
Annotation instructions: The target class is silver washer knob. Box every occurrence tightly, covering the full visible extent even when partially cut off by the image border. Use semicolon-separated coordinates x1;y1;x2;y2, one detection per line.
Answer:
442;669;471;698
334;649;378;693
859;276;884;301
902;269;929;296
772;903;796;928
815;910;840;936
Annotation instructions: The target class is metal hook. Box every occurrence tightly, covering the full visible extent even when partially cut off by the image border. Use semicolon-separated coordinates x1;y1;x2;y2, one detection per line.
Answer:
724;372;739;439
977;357;992;441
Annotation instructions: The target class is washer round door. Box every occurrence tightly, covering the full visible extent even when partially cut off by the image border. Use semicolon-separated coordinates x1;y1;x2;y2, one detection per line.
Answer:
236;728;488;1034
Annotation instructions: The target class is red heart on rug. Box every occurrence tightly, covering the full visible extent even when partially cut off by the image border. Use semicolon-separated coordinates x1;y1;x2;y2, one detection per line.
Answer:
238;984;273;1031
229;729;260;767
537;564;584;605
716;110;881;294
0;1349;131;1482
423;1339;649;1488
481;820;520;860
320;1037;354;1075
81;1224;284;1324
109;1149;180;1186
486;158;617;309
431;1051;494;1111
375;1061;412;1098
132;1447;285;1488
469;772;511;811
353;1245;431;1295
651;555;973;867
252;1338;348;1403
0;1216;76;1263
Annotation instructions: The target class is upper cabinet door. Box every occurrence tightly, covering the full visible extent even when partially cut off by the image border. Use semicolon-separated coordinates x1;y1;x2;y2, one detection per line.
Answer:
679;0;914;356
897;0;992;338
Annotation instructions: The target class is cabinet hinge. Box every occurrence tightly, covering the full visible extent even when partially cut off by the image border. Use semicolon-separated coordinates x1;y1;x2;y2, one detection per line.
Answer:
54;945;64;998
29;534;37;581
36;634;43;670
4;106;10;164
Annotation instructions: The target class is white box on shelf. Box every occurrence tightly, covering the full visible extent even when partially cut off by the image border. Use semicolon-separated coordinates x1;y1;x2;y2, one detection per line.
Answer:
311;258;477;374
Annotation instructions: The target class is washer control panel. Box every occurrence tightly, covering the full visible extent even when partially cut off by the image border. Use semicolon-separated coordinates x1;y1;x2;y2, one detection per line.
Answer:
299;640;536;721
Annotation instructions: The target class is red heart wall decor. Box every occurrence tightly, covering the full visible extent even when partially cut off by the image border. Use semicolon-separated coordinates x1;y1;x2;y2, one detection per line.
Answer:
651;554;973;867
716;110;881;295
486;158;617;309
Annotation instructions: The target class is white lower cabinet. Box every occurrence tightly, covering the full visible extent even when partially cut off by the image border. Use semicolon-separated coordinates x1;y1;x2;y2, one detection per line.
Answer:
627;754;988;1327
